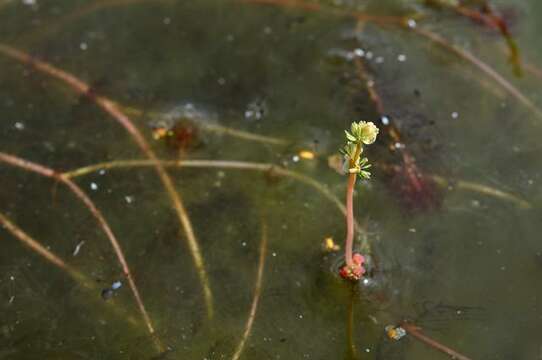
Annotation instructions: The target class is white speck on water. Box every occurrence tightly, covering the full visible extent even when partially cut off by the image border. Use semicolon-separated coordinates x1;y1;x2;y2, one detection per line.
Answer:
217;171;225;178
272;252;277;257
241;242;247;247
500;266;506;271
408;228;416;233
124;195;134;204
98;169;106;175
362;278;370;285
8;296;15;304
397;54;407;62
381;116;390;125
298;314;303;319
407;19;417;28
365;51;373;60
72;240;85;256
471;200;480;207
90;182;98;191
394;142;405;149
263;26;272;35
111;281;122;290
375;56;384;64
292;155;300;162
14;122;25;130
9;276;15;281
528;179;534;185
353;48;365;57
217;77;226;85
22;0;36;5
163;17;171;25
457;310;462;315
451;111;459;119
365;348;371;353
226;34;235;42
80;42;88;51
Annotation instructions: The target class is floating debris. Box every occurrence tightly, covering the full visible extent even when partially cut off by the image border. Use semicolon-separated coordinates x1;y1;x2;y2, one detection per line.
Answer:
72;240;85;256
101;280;122;300
385;325;407;341
322;237;340;252
299;150;315;160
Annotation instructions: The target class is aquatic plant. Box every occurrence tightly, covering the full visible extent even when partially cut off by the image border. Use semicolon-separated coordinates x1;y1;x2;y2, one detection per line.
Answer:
338;121;378;281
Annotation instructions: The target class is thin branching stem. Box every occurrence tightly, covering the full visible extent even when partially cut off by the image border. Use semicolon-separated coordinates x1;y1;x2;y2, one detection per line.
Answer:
120;104;289;146
231;221;268;360
408;27;542;122
0;211;144;333
61;158;367;244
401;322;473;360
0;43;213;320
242;0;542;122
0;152;163;351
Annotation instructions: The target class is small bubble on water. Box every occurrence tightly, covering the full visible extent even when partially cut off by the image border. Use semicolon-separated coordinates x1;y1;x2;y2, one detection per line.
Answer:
365;51;373;60
272;252;277;257
163;17;171;25
451;111;459;119
80;42;88;51
381;116;390;125
90;182;98;191
217;77;226;85
375;56;384;64
292;155;300;162
14;122;25;130
98;169;106;175
124;195;134;204
407;19;417;28
397;54;407;62
353;48;365;57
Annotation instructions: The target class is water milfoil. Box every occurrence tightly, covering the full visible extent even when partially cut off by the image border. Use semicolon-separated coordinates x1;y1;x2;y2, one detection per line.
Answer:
339;121;378;281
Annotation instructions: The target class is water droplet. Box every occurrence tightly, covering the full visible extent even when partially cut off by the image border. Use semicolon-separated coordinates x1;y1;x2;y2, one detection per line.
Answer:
407;19;417;28
353;48;365;57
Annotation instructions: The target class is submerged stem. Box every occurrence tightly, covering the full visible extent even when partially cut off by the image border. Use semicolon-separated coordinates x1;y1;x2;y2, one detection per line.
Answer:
0;43;213;320
401;322;473;360
0;152;163;352
0;212;145;336
231;221;268;360
62;158;368;248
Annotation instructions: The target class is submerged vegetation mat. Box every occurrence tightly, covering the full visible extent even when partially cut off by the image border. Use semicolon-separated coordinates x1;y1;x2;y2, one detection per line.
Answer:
1;0;541;358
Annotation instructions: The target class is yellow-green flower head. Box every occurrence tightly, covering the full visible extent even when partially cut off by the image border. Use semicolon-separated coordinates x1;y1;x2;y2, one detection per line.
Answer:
351;121;379;145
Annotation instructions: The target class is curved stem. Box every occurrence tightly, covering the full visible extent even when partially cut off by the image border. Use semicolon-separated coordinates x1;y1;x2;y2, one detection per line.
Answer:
0;211;144;330
0;152;163;351
121;105;289;147
231;221;268;360
0;43;213;320
401;322;473;360
61;158;368;248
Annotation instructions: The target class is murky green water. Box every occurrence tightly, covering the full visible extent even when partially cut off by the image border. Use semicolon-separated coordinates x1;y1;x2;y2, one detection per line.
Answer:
1;0;542;359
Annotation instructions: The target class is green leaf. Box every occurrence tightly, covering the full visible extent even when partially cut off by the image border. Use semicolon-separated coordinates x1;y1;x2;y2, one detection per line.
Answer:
344;130;357;142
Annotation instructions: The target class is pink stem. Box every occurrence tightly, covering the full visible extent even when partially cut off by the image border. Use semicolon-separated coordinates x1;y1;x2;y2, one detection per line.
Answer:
0;152;160;346
401;322;473;360
344;172;357;268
